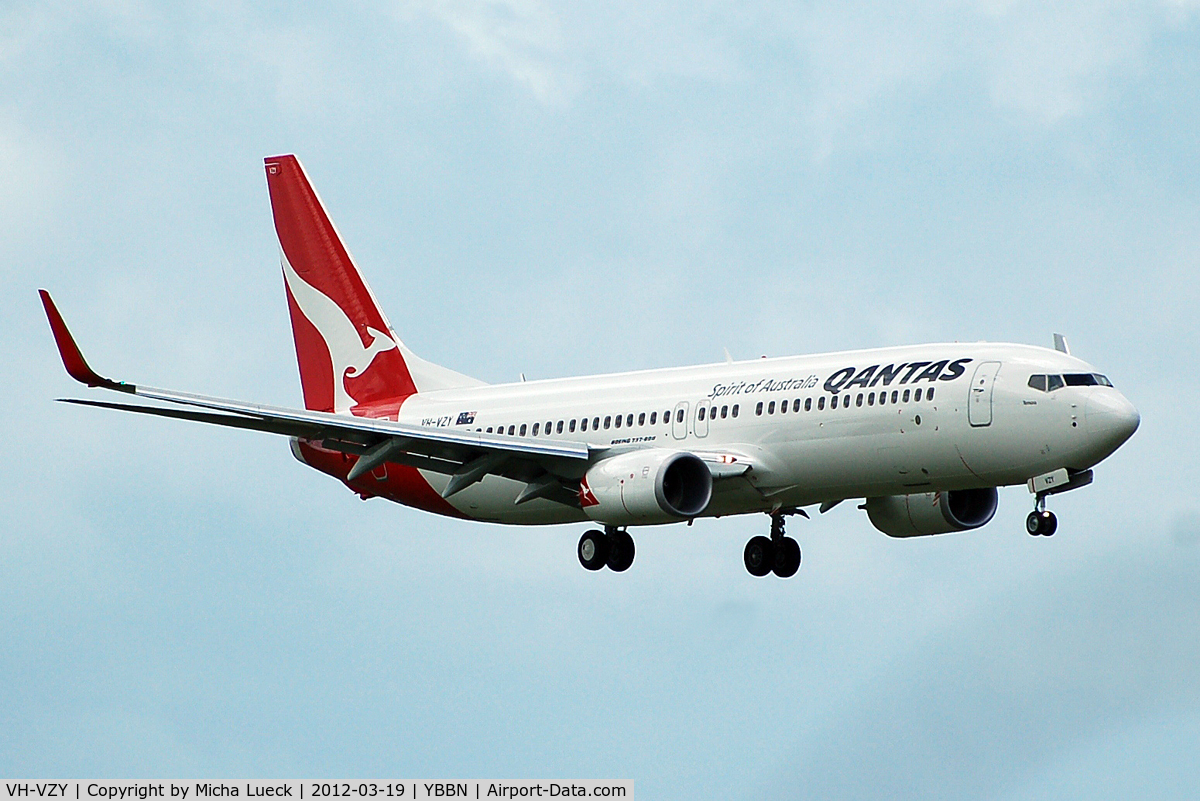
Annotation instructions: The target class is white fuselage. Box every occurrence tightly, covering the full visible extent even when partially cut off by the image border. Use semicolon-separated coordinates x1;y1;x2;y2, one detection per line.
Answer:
390;342;1139;525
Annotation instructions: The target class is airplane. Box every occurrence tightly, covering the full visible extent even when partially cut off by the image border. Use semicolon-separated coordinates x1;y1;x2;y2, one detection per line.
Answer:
40;154;1141;578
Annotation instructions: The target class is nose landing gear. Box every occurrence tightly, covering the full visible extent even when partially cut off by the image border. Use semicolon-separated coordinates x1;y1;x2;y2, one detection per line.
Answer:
578;526;636;572
1026;495;1058;536
744;510;803;578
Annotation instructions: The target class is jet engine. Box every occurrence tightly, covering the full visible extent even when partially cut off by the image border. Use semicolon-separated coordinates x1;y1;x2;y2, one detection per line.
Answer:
581;449;713;526
865;488;998;538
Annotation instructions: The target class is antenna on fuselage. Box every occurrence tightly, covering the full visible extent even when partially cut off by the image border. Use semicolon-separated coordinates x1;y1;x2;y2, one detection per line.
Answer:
1053;333;1070;355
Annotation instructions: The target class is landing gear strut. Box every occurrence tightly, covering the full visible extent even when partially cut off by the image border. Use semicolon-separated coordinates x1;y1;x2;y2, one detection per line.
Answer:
578;526;636;572
744;510;803;578
1026;494;1058;537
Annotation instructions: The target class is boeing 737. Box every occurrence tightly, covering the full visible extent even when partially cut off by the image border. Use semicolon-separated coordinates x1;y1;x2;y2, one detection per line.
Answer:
41;155;1140;578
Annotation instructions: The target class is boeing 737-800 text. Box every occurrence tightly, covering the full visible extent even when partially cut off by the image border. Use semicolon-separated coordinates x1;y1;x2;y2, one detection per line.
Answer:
41;155;1140;578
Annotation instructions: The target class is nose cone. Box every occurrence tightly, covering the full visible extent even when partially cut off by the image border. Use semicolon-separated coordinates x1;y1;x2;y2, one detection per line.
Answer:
1085;391;1140;456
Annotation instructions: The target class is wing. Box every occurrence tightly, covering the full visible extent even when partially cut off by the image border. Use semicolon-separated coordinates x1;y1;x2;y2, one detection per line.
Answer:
40;291;593;504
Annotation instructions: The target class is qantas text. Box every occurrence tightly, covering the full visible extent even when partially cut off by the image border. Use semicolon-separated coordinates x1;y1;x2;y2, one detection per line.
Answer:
708;358;972;400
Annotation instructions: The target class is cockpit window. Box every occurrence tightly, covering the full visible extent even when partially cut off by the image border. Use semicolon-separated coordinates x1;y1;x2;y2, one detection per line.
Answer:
1063;373;1114;387
1030;372;1113;392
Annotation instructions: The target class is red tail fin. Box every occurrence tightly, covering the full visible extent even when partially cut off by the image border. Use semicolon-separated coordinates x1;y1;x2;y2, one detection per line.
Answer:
265;155;416;414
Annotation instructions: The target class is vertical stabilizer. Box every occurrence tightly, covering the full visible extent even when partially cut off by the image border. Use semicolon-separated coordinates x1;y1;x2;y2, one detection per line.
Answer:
265;155;481;414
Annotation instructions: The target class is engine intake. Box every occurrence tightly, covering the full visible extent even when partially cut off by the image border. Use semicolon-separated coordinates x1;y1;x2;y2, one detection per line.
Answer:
865;487;999;538
581;449;713;526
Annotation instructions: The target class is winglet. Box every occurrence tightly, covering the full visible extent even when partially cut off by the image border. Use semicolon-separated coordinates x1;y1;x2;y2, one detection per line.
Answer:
39;290;132;392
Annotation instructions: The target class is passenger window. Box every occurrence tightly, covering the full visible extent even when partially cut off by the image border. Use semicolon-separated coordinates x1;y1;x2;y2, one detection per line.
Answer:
581;418;588;432
593;416;601;430
805;398;812;412
650;412;657;425
780;399;787;414
486;426;493;433
831;395;838;409
856;393;864;407
927;388;934;401
557;421;564;434
569;419;576;433
1047;375;1064;391
612;415;619;429
768;401;776;414
1028;374;1047;392
732;404;739;418
638;412;646;426
532;423;539;436
756;402;764;416
818;396;825;411
902;389;910;403
507;425;515;435
676;408;685;423
664;410;671;423
868;392;875;406
627;414;634;427
892;390;898;404
793;399;801;412
604;416;611;429
721;405;728;419
915;388;923;402
698;406;706;421
878;392;886;405
519;424;527;436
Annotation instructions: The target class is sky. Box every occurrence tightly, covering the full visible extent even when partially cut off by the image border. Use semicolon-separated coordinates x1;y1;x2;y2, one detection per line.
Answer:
2;0;1199;797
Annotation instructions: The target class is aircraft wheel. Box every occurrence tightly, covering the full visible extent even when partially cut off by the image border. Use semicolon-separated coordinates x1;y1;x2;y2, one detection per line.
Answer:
1027;511;1058;536
578;529;609;571
744;536;775;577
606;530;635;572
772;537;801;578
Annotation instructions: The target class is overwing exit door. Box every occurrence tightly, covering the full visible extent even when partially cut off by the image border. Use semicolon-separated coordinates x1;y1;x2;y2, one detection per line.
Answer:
672;401;689;440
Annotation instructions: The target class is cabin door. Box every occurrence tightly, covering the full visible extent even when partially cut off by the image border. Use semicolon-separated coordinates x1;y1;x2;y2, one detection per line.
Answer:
968;361;1002;427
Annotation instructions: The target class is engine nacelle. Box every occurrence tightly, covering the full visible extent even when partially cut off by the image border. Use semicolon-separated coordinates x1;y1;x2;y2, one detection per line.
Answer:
581;449;713;526
865;488;999;538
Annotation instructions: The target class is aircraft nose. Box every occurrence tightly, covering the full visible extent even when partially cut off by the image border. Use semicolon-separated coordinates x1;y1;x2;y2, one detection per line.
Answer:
1085;391;1140;449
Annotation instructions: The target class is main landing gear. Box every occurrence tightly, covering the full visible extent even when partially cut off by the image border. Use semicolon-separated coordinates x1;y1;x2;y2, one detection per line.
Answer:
578;526;635;572
744;510;803;578
1026;495;1058;537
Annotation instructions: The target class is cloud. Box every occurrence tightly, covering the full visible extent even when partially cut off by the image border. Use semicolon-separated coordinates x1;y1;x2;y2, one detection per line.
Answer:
765;543;1200;799
408;0;569;102
1172;511;1200;547
402;0;1198;160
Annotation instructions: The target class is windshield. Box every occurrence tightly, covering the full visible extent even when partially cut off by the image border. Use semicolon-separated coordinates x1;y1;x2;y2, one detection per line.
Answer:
1029;373;1113;391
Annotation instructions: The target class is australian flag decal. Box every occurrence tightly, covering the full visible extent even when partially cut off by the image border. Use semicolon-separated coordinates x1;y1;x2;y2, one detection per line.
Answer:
456;411;477;425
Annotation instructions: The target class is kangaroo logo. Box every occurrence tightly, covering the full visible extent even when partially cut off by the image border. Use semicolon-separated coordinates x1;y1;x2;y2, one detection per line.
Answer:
282;255;399;413
578;476;600;508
